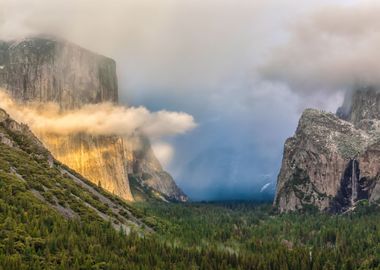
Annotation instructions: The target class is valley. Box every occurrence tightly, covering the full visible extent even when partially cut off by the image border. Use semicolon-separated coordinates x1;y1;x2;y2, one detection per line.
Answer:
1;105;378;269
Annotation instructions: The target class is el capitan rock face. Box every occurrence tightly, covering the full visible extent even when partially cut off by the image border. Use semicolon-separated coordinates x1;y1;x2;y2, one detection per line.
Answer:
0;36;187;202
0;36;118;110
275;88;380;212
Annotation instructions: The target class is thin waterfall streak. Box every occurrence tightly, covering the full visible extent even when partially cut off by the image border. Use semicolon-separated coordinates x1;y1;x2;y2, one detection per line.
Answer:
351;159;357;205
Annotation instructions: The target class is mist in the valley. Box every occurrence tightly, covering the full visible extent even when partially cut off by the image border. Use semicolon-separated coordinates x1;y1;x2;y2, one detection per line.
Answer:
0;0;375;201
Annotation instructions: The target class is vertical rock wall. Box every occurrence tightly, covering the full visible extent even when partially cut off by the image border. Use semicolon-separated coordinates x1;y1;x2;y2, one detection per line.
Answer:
0;36;187;202
0;37;118;109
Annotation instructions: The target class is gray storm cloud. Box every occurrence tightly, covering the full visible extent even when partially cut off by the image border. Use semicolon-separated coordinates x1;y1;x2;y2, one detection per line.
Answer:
0;0;309;96
0;0;366;97
261;0;380;94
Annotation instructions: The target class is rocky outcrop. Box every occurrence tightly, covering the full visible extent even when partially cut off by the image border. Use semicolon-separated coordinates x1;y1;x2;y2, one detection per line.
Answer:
0;108;50;158
0;36;187;202
126;136;188;202
275;88;380;212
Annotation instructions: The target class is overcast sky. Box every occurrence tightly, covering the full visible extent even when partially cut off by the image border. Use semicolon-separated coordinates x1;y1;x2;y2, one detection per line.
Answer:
0;0;374;200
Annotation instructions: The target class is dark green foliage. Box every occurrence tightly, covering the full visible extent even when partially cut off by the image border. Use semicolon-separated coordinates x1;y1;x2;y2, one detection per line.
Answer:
0;165;261;270
136;201;380;269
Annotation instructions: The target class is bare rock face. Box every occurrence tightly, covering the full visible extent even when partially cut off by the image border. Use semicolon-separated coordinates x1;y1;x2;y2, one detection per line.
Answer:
0;36;117;109
0;36;187;202
275;88;380;212
337;87;380;125
126;136;188;202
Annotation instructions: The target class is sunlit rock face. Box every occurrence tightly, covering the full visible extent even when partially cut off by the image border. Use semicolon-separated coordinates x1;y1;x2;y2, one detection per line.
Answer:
0;36;187;202
275;88;380;212
40;133;133;200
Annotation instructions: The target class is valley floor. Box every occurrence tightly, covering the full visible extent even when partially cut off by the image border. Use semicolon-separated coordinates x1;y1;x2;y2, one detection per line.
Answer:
2;194;380;269
135;201;380;269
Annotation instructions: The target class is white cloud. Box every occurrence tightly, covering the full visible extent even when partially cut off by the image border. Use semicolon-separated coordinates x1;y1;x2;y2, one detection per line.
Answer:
0;90;196;139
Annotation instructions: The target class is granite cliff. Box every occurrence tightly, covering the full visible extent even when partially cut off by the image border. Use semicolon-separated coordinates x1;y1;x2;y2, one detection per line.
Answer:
0;36;187;202
275;87;380;212
0;36;117;109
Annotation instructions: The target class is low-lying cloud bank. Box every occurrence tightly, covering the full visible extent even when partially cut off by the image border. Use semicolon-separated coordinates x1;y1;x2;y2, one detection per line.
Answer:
0;90;196;139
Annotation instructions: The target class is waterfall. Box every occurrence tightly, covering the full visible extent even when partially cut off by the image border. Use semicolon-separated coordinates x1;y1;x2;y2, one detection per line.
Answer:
351;159;357;205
